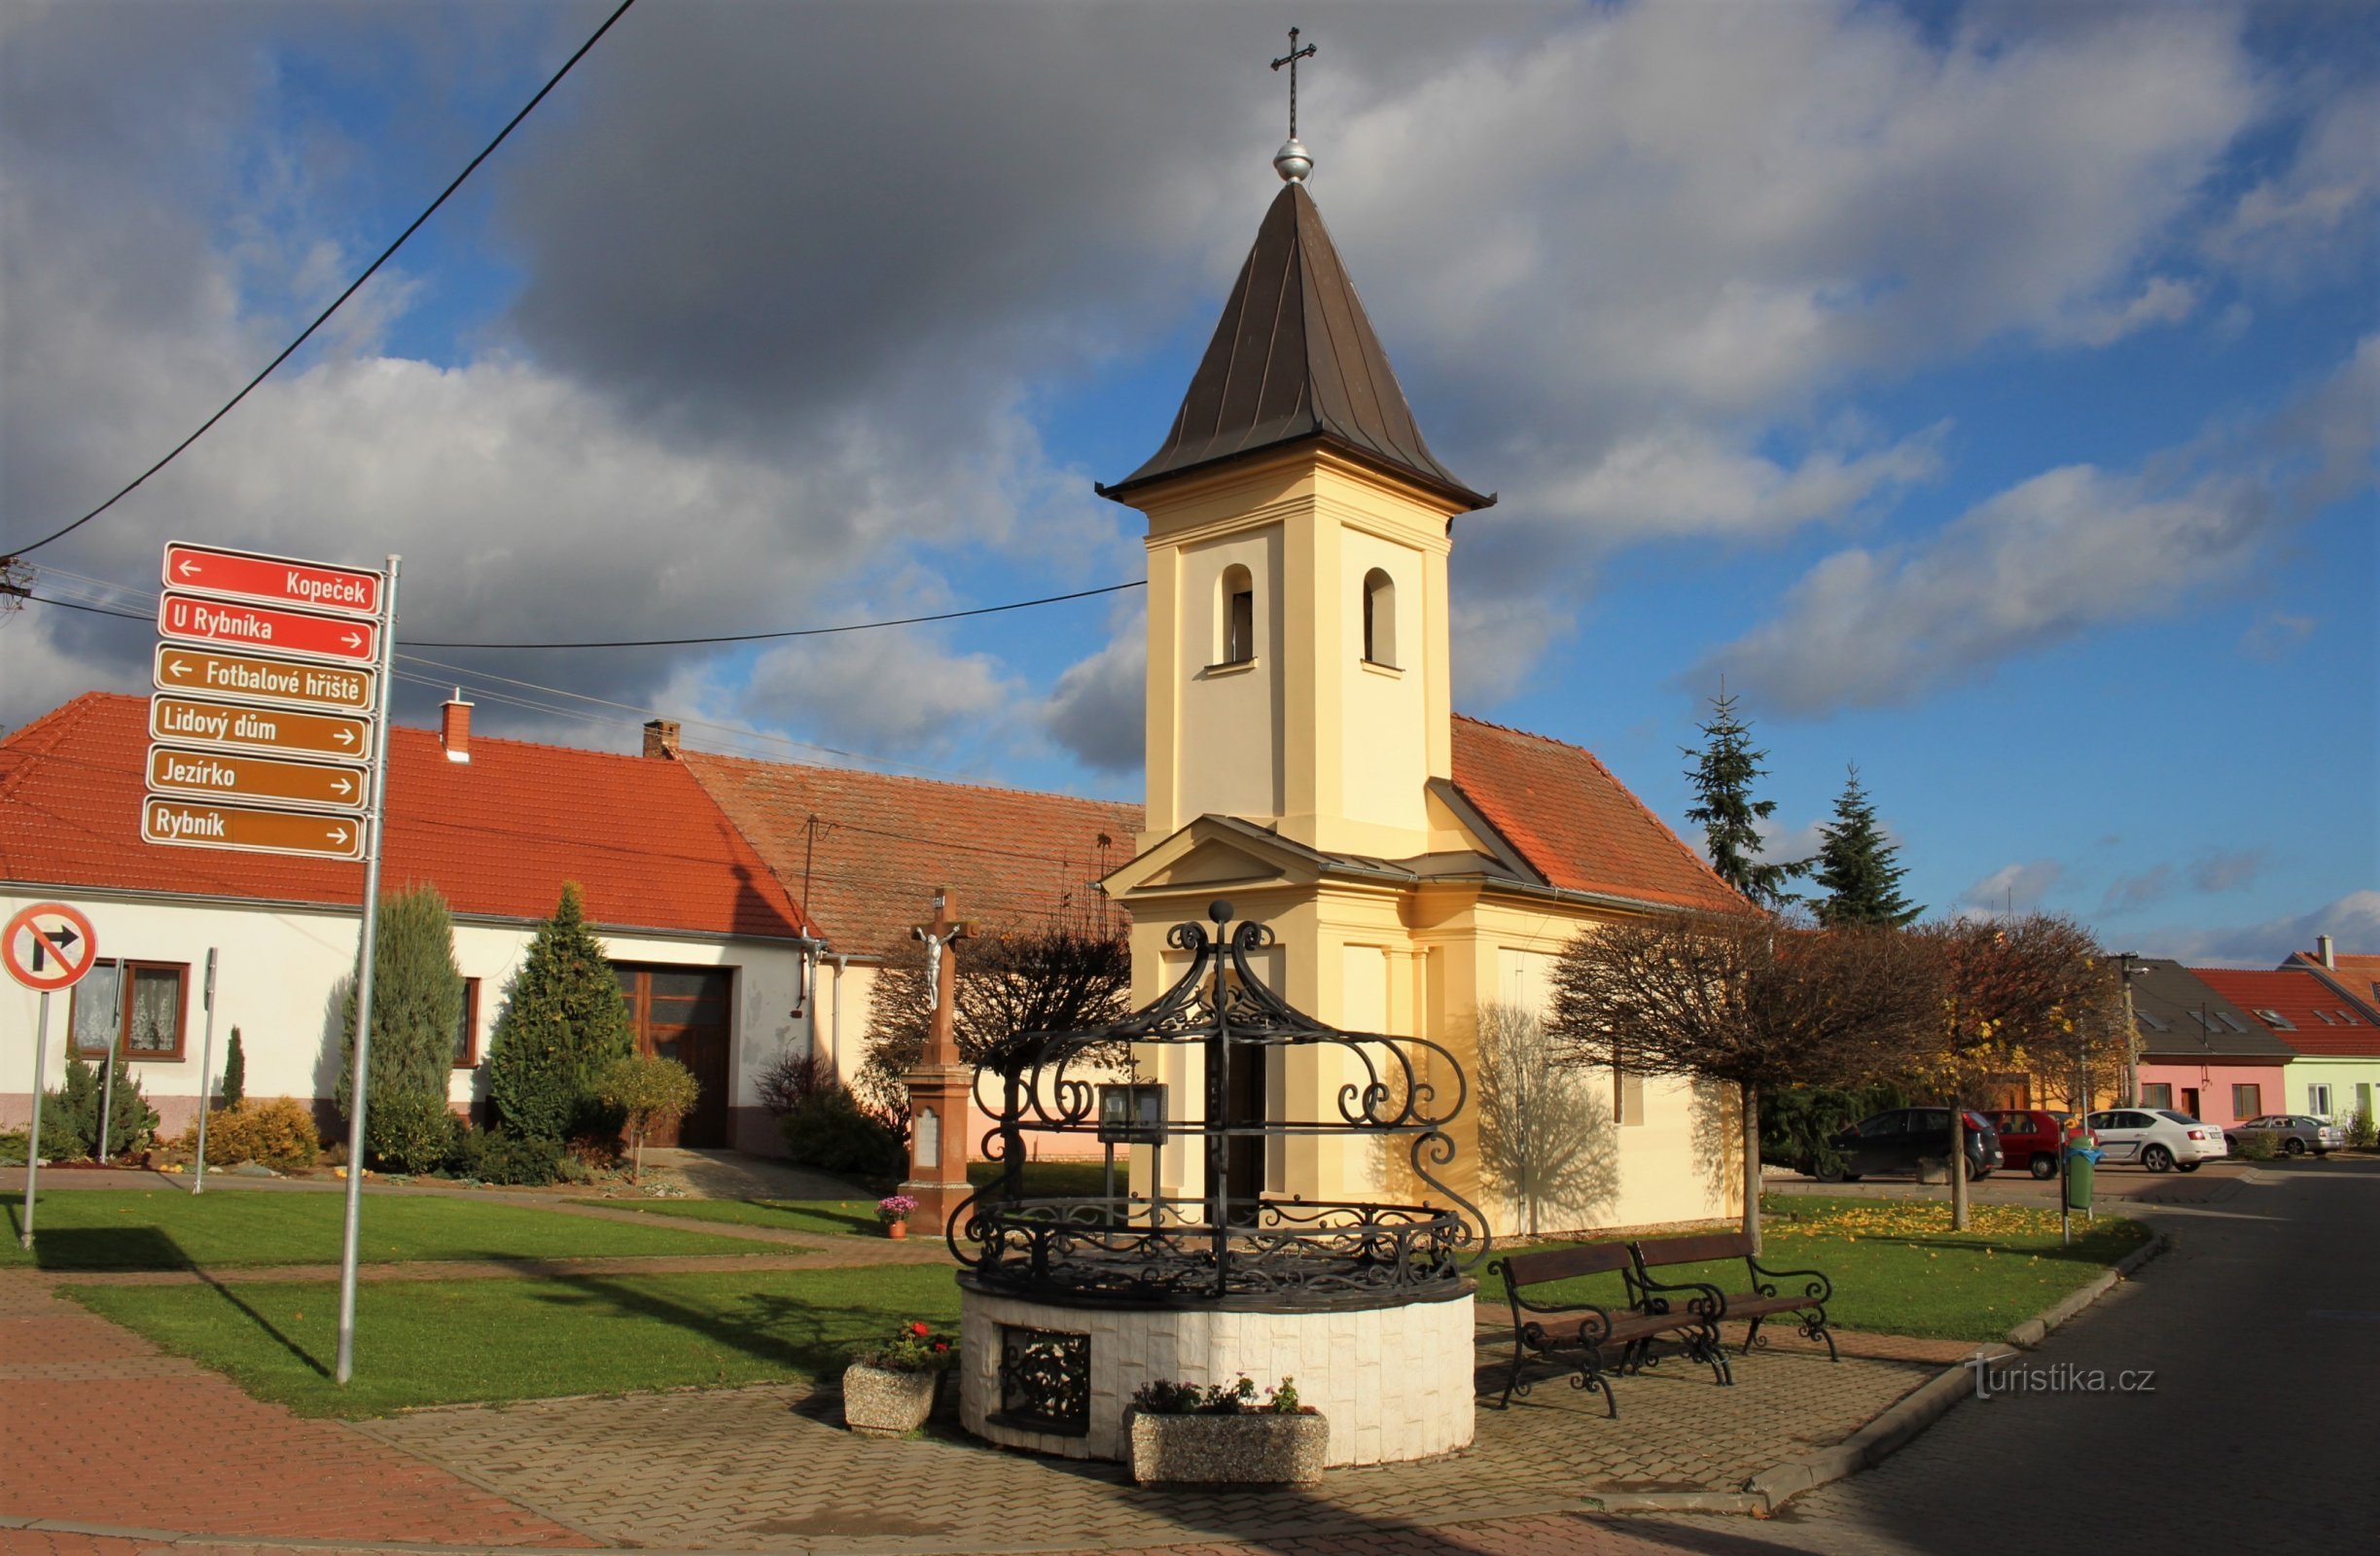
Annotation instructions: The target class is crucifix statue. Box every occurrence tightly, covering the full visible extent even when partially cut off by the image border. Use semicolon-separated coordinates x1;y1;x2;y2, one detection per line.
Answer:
901;887;976;1234
1270;27;1318;184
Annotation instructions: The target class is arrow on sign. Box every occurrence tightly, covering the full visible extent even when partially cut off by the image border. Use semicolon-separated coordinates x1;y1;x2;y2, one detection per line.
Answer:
329;826;351;846
177;558;202;579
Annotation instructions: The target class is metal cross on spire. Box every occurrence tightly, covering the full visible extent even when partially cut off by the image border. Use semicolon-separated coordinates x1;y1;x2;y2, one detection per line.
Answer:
1270;26;1318;137
1270;27;1318;184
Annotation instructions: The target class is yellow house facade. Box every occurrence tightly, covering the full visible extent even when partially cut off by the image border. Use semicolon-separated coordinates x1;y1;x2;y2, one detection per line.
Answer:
1097;171;1750;1240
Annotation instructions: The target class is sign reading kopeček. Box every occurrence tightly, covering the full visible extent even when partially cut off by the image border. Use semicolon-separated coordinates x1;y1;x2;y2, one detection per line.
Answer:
147;746;371;813
153;643;374;715
161;542;382;618
150;693;372;760
142;797;366;861
158;591;379;666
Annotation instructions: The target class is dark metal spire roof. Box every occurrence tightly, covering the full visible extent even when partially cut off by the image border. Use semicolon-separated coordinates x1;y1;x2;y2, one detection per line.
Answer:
1099;183;1491;511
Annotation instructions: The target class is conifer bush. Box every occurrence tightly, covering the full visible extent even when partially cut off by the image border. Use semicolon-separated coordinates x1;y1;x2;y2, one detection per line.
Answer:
39;1054;159;1160
337;885;465;1125
486;883;634;1144
220;1027;245;1110
365;1090;459;1174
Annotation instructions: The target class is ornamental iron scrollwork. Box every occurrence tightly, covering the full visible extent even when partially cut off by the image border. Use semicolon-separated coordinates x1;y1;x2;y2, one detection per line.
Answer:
994;1326;1090;1435
949;900;1489;1311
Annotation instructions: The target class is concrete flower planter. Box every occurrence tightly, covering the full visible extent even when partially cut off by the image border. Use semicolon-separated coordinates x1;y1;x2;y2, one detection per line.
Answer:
841;1363;940;1437
1127;1411;1330;1486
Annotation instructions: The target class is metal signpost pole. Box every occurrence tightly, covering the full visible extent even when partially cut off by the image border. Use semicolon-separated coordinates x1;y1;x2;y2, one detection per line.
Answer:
21;991;50;1248
334;554;400;1387
192;949;219;1193
96;970;123;1164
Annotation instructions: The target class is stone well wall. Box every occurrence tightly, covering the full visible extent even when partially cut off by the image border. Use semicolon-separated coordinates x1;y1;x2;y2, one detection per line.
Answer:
959;1282;1476;1467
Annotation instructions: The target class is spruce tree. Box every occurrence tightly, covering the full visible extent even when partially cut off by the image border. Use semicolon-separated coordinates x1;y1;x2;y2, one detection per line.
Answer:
1682;684;1804;907
337;885;465;1123
486;882;634;1142
1812;765;1924;928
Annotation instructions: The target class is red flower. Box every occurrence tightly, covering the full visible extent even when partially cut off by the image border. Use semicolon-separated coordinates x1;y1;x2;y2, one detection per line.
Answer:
909;1321;931;1337
933;1341;949;1353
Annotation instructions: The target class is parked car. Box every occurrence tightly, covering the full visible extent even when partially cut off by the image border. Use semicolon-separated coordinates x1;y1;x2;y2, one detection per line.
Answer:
2085;1109;2228;1172
1813;1108;2003;1183
1990;1109;2096;1180
2225;1114;2344;1156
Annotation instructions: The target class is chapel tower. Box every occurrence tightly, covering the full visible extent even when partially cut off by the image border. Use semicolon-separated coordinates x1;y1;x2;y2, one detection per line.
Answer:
1098;151;1493;865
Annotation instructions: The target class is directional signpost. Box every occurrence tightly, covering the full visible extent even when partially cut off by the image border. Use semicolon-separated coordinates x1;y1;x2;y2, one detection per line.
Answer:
6;901;98;1249
144;540;402;1382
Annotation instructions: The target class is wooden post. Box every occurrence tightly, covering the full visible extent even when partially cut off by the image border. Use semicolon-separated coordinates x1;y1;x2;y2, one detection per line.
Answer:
901;888;976;1237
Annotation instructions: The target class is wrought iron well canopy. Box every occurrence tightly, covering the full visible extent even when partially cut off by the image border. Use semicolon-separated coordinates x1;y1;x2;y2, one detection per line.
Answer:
952;901;1487;1310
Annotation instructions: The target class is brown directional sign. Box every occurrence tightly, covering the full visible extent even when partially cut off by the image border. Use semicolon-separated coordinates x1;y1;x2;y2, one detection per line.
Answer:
146;745;371;814
153;644;374;715
149;693;372;761
142;796;365;861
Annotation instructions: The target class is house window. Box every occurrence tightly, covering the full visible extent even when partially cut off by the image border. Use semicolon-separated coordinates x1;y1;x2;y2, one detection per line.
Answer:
2305;1083;2331;1116
1361;568;1397;667
452;977;481;1068
2140;1082;2173;1109
2253;1008;2295;1031
2230;1083;2261;1119
1615;1067;1646;1127
1217;565;1256;666
69;961;189;1063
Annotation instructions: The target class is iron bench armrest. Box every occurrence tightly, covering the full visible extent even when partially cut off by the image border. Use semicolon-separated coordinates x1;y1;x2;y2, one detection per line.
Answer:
1744;1256;1833;1306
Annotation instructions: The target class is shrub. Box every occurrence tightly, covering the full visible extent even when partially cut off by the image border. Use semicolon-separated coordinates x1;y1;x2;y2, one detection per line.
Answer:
2345;1108;2378;1149
2231;1130;2278;1162
849;1320;958;1374
1130;1376;1308;1415
779;1084;906;1183
337;886;466;1127
364;1090;458;1174
444;1121;488;1179
596;1052;700;1183
486;883;633;1143
473;1133;564;1186
0;1129;27;1166
756;1046;831;1117
179;1097;322;1171
220;1027;246;1110
39;1054;159;1161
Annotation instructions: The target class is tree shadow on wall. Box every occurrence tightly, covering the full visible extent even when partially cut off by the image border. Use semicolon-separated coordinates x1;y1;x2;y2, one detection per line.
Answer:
1691;1077;1746;1220
1474;1002;1619;1238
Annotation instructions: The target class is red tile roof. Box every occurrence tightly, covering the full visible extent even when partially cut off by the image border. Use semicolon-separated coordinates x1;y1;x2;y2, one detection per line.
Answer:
2286;950;2380;1013
1448;716;1748;914
2190;966;2380;1057
1;693;809;940
678;750;1142;955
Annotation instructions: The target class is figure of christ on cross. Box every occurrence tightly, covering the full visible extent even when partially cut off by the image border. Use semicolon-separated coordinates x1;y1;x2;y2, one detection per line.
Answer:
900;888;976;1235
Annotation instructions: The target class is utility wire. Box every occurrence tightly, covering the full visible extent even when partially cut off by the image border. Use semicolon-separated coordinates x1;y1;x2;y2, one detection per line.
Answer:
0;0;643;558
400;580;1144;649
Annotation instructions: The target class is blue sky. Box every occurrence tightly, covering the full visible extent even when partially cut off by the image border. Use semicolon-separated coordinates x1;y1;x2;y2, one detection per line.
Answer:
2;0;2371;965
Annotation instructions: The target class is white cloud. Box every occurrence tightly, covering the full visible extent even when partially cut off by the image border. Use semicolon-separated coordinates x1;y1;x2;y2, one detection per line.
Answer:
2104;865;2175;913
1960;860;2065;916
2188;848;2267;895
1541;423;1944;543
1039;624;1146;776
2063;275;2201;347
2148;890;2380;970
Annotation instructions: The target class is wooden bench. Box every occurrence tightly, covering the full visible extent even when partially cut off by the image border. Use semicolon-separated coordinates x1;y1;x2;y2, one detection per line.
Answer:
1627;1232;1837;1369
1486;1241;1730;1418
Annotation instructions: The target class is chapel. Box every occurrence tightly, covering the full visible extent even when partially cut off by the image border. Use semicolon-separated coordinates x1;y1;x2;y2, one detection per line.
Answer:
1095;141;1749;1239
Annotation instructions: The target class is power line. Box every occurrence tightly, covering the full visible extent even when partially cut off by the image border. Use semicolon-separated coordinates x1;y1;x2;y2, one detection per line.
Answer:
0;0;644;559
399;580;1144;650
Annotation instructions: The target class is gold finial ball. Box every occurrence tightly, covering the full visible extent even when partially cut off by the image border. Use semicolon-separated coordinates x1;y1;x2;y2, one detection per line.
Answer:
1273;136;1312;184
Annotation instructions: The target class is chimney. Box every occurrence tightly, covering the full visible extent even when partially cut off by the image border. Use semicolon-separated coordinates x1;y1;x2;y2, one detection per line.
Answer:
2318;934;2335;970
642;719;682;760
441;691;473;763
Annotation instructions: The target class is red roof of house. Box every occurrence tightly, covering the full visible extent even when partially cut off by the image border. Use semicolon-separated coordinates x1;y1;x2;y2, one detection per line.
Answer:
2191;966;2380;1057
1449;716;1748;914
678;750;1142;955
2286;950;2380;1013
1;693;810;940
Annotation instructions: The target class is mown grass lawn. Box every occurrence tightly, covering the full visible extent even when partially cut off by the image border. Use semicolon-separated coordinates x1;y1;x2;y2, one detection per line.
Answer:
3;1189;792;1271
64;1262;963;1417
570;1195;881;1237
1476;1196;2151;1342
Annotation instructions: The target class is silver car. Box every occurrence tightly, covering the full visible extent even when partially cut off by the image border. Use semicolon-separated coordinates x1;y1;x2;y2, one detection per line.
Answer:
2226;1114;2343;1156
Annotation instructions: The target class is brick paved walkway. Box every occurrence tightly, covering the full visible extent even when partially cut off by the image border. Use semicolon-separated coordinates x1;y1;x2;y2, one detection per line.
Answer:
0;1271;591;1549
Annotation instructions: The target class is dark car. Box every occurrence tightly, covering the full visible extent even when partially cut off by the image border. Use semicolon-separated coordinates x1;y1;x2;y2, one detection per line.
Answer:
1990;1108;2093;1180
1813;1108;2003;1183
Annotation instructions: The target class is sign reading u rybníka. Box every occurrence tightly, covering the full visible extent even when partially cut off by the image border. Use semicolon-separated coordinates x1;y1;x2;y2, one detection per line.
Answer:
146;540;388;862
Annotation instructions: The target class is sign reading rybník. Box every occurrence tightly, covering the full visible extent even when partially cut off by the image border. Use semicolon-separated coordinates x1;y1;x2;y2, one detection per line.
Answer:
145;539;405;1387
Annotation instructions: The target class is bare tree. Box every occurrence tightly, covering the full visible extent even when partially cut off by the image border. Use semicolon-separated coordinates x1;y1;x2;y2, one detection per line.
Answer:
1907;913;2111;1229
1549;907;1936;1254
1473;1001;1618;1237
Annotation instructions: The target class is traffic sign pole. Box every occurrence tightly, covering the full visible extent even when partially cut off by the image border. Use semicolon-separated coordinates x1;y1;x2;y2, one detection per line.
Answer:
192;950;219;1196
20;992;50;1248
336;553;399;1388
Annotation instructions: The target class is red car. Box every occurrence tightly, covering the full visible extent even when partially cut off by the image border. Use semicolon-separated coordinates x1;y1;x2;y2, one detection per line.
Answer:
1990;1109;2092;1180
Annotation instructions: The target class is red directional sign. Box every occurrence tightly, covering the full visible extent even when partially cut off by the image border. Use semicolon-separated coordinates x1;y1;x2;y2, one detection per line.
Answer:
159;590;378;665
3;902;99;992
162;542;382;618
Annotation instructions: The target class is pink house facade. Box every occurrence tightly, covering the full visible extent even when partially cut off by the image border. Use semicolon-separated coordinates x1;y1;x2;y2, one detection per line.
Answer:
2134;1056;2289;1128
2128;957;2299;1126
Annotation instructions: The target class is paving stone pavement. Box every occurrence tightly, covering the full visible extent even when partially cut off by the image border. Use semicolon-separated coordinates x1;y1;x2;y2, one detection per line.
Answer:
352;1320;1964;1554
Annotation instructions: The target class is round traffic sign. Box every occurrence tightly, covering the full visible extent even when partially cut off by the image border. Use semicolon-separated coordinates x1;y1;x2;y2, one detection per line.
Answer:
3;902;99;992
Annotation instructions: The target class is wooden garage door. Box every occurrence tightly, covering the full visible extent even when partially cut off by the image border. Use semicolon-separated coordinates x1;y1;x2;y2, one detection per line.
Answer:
614;965;733;1148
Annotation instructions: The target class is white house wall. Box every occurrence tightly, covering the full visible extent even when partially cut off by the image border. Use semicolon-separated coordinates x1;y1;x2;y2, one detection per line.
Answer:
1;887;812;1150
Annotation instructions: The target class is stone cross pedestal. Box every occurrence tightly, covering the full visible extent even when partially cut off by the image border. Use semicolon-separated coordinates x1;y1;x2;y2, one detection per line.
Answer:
900;887;975;1236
